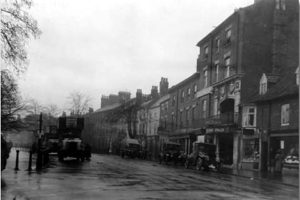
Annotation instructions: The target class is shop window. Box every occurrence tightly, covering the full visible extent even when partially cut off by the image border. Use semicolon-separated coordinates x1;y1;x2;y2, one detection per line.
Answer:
281;104;290;126
243;138;259;162
243;106;256;127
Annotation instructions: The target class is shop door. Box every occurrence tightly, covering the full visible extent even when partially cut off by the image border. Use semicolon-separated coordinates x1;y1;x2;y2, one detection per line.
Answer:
219;134;233;165
261;142;268;171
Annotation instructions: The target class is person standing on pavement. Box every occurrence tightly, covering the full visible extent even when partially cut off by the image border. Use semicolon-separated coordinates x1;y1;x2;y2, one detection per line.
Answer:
274;149;285;174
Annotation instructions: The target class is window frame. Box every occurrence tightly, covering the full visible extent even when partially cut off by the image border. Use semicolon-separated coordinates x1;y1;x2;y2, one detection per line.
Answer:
202;99;207;118
204;46;209;59
224;56;231;78
281;104;290;126
242;106;257;127
215;37;220;52
204;69;208;87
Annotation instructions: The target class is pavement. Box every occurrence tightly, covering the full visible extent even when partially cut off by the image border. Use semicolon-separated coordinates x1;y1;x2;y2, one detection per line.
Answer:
219;167;299;187
1;150;299;200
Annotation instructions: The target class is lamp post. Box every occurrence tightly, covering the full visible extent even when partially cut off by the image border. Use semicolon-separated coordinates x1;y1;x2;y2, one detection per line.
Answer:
36;113;43;170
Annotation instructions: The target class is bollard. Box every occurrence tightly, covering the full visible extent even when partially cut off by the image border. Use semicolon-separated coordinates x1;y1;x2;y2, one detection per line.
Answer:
27;151;32;171
36;151;43;170
14;150;20;171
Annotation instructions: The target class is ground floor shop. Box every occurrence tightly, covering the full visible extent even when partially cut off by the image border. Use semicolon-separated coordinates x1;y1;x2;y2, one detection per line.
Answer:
205;126;240;169
269;132;299;176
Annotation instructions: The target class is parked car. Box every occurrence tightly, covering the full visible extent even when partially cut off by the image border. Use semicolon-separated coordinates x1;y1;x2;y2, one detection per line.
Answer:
158;141;183;165
120;138;141;159
185;142;221;171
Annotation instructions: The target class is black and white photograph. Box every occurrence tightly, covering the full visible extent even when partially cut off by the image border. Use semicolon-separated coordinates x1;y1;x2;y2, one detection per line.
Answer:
1;0;299;199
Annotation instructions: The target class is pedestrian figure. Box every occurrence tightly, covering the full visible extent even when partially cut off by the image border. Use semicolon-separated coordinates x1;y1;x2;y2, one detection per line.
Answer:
84;143;91;161
274;149;285;174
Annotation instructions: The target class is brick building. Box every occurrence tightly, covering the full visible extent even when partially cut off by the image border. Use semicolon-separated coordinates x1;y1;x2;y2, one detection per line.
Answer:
158;72;206;154
196;0;299;168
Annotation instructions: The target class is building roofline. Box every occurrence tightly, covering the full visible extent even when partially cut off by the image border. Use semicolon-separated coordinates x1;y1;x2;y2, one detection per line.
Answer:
169;72;200;92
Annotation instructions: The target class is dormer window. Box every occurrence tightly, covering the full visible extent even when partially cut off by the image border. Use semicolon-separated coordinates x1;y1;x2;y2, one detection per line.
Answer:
296;67;299;85
259;73;268;95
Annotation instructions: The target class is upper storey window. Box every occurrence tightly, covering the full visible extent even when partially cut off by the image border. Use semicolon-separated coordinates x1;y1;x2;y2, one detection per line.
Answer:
276;0;286;10
225;26;232;44
281;104;290;126
204;46;209;59
259;73;268;95
215;37;220;52
204;69;208;88
181;90;185;102
193;84;198;94
224;56;231;78
296;67;299;85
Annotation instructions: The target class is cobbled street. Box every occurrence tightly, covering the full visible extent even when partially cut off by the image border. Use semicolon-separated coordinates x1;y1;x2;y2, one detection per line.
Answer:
1;151;298;200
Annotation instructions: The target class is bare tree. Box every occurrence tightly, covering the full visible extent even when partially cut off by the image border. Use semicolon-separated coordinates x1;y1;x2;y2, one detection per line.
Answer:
1;0;41;74
25;98;44;115
1;70;26;130
1;0;41;131
45;104;61;118
67;92;91;116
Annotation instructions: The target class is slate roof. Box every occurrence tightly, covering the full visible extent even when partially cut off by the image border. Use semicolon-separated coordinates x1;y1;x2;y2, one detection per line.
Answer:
249;70;299;103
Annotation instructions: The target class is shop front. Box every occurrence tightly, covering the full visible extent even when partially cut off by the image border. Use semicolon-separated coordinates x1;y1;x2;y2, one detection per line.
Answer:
240;128;260;170
269;132;299;176
206;126;239;168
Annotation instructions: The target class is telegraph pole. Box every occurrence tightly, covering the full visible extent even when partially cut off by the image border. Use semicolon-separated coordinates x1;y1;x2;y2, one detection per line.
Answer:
36;113;43;170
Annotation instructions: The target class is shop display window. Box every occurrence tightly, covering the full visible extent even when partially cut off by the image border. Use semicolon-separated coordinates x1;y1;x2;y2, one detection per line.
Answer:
284;145;299;165
243;138;259;162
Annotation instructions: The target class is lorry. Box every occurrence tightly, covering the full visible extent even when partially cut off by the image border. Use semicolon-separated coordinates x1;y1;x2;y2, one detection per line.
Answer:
120;138;141;159
44;125;59;153
57;116;86;161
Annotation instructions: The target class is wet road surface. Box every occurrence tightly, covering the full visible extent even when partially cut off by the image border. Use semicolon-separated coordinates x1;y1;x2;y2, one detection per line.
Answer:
1;152;298;200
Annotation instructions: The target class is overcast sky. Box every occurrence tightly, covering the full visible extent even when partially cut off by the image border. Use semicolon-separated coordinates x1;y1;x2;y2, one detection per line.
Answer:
18;0;253;112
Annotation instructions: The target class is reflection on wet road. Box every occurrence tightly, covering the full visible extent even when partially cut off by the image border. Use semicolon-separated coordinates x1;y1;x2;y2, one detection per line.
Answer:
1;153;298;200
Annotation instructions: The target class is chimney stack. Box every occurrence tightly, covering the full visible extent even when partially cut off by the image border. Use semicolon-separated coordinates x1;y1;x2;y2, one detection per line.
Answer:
159;77;169;96
151;86;159;99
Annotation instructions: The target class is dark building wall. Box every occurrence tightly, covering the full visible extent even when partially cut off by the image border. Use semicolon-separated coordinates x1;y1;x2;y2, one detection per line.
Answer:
166;73;202;130
256;95;299;132
240;0;299;102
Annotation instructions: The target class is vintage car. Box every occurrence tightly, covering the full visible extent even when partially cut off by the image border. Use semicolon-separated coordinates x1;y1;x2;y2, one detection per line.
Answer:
185;142;221;171
120;138;141;159
158;141;184;165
